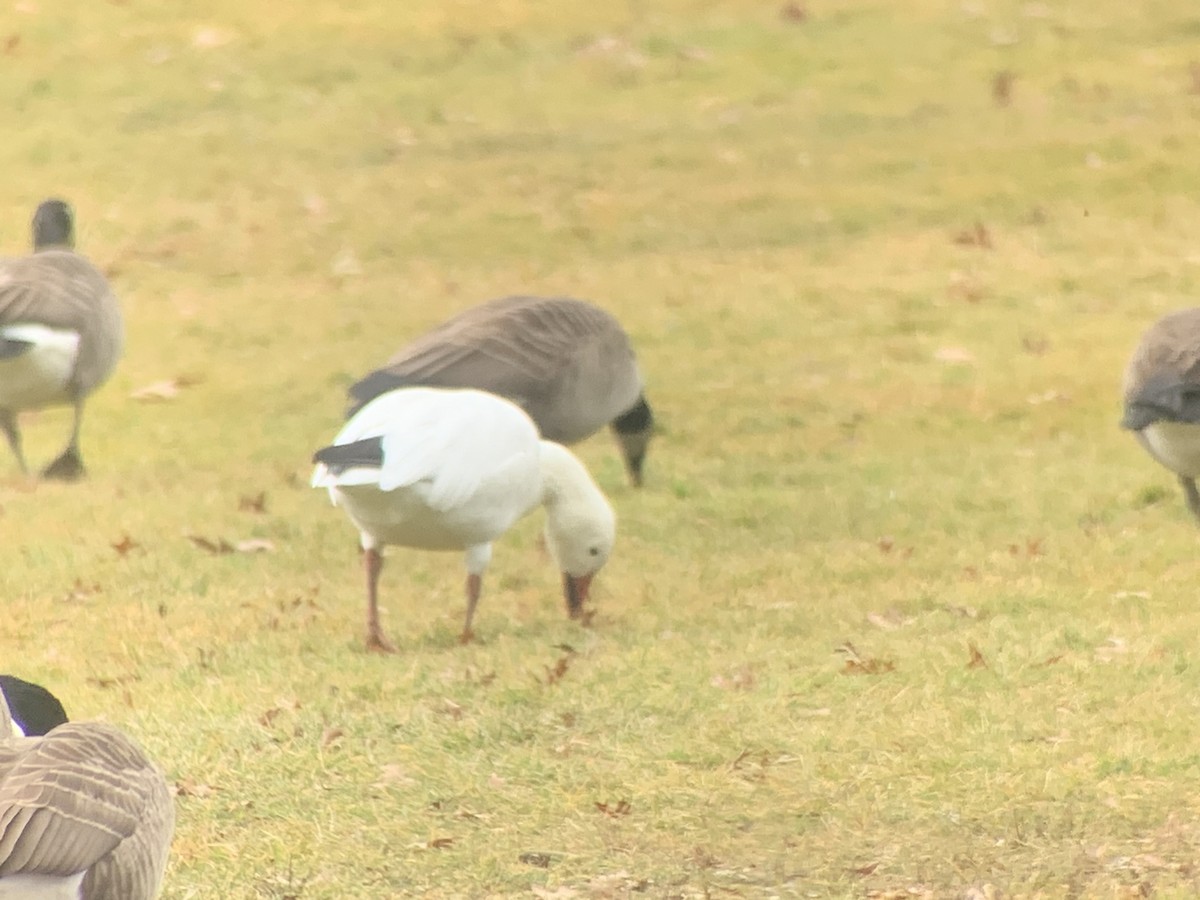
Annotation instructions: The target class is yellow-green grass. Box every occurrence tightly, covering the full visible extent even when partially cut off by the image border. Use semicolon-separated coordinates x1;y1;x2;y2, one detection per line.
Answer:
6;0;1200;896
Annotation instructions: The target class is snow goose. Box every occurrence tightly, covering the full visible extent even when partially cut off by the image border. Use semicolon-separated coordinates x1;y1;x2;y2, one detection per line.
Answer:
312;386;617;652
346;296;655;486
1122;308;1200;522
0;198;124;480
0;675;68;737
0;682;175;899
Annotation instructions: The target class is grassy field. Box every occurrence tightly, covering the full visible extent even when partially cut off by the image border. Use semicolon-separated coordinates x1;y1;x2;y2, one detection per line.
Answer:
6;0;1200;896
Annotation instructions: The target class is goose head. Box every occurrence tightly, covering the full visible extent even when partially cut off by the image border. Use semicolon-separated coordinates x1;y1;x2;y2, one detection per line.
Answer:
611;394;654;487
32;198;75;251
538;441;616;618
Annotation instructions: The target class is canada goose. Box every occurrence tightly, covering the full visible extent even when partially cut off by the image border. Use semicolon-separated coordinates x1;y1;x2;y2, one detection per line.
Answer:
0;198;124;480
0;675;68;737
313;387;617;652
0;682;174;898
346;296;655;486
1121;308;1200;522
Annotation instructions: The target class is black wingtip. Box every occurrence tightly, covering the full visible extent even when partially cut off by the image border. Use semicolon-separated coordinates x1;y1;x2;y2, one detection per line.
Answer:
313;436;385;472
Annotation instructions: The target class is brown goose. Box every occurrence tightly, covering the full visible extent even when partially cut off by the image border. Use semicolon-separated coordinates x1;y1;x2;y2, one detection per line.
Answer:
347;296;655;486
0;199;124;480
0;682;174;898
1121;308;1200;521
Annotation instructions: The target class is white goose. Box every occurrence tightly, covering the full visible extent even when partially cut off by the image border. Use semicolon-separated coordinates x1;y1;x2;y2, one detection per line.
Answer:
0;198;123;480
312;387;617;652
0;682;175;899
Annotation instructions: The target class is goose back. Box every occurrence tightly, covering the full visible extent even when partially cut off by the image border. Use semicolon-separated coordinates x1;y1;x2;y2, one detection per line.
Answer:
0;721;173;899
348;296;644;443
0;251;122;396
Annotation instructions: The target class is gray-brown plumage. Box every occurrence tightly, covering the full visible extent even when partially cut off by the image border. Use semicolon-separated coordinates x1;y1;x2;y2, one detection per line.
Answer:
1121;307;1200;522
0;686;174;899
348;296;655;486
0;199;123;480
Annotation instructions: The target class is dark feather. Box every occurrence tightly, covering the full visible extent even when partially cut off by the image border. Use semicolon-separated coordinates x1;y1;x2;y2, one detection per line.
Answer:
313;436;385;472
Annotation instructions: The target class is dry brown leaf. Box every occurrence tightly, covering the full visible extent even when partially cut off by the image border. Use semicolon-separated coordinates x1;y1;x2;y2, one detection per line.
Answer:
130;376;200;401
186;534;234;554
944;604;979;618
320;726;344;748
867;610;912;630
409;836;454;850
967;641;988;669
62;579;101;603
238;491;267;513
779;1;807;22
992;70;1014;106
531;887;578;900
518;852;552;868
595;799;632;817
850;861;880;877
933;346;975;364
711;665;756;691
543;654;572;686
374;764;416;788
111;533;140;557
836;642;894;675
953;221;993;248
235;538;275;553
1037;654;1063;667
173;778;215;798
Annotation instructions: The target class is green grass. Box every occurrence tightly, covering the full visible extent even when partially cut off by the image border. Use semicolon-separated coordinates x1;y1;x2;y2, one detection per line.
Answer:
8;0;1200;896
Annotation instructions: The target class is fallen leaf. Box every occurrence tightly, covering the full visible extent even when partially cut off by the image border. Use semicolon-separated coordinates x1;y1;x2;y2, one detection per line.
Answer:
408;837;454;850
867;609;913;630
992;70;1014;106
186;533;234;554
953;221;993;248
779;1;807;22
850;861;881;877
710;665;756;691
130;375;201;402
1095;637;1129;662
111;534;140;557
173;778;215;798
934;346;975;364
235;538;275;553
62;579;101;603
438;699;465;720
531;887;578;900
595;799;632;817
320;726;344;748
374;764;416;788
1021;334;1050;355
944;604;979;618
542;654;572;686
836;642;895;675
238;492;267;513
1037;654;1063;667
967;641;988;669
519;852;552;868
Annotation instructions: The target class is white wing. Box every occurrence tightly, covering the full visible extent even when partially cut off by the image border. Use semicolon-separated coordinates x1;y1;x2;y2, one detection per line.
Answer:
312;388;539;511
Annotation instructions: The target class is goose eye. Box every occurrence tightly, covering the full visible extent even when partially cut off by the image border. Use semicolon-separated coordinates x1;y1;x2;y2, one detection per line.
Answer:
589;547;600;557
